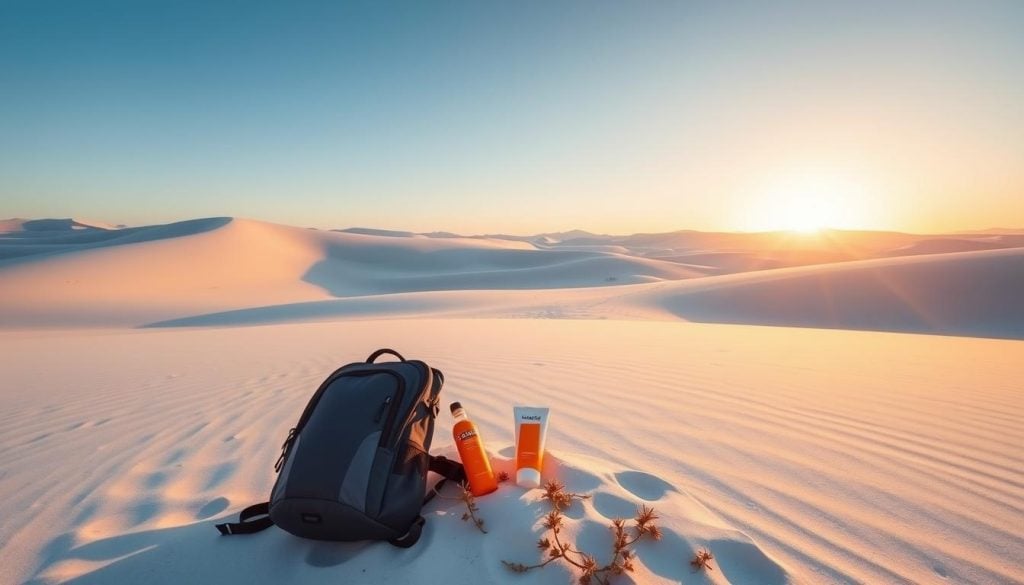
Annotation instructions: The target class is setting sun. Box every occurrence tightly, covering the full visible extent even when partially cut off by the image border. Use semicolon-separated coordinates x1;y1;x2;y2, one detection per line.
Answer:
745;172;874;233
777;196;839;233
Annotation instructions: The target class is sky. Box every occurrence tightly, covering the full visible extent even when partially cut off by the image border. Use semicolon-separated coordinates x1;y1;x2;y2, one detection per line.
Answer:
1;0;1022;234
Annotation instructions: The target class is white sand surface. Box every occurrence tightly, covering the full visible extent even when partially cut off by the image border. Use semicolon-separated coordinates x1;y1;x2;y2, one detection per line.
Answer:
2;217;1023;584
1;320;1021;584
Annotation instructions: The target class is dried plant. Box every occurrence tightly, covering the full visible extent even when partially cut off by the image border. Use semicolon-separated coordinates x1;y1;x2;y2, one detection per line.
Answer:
434;481;488;533
690;547;714;572
458;482;487;533
541;479;590;510
502;481;661;585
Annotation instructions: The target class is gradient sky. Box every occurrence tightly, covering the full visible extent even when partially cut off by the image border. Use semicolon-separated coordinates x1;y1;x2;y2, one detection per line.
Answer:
2;1;1022;234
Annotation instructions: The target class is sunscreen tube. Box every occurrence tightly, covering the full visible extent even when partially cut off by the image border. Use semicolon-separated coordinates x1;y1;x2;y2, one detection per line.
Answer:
513;406;550;488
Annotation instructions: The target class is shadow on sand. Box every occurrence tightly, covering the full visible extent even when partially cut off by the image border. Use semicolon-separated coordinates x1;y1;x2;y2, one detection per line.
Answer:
27;509;434;584
0;217;233;265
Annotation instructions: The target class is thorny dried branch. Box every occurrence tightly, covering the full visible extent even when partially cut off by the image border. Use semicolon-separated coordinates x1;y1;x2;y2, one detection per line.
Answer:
433;481;488;534
690;547;714;572
502;480;663;585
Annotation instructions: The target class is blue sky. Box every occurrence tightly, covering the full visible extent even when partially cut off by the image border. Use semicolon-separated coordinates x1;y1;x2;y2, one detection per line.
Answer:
2;1;1022;233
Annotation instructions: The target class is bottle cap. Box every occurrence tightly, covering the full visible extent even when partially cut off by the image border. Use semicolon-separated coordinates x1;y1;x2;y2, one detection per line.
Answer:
449;401;463;413
516;468;542;489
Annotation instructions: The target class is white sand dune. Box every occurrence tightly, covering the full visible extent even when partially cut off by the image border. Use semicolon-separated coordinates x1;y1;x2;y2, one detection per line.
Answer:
127;242;1024;341
2;217;1023;339
0;218;122;234
882;238;1022;257
1;320;1021;585
0;218;705;328
2;217;1023;584
0;217;229;262
641;246;1024;339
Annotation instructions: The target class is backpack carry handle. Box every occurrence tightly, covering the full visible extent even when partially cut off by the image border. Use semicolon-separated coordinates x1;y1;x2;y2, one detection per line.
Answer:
366;348;405;363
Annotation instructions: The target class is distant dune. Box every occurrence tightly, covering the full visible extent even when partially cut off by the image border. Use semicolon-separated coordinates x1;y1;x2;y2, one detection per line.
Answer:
641;247;1024;339
1;216;1022;338
336;227;420;238
0;218;701;327
882;237;1021;257
0;217;230;262
0;218;122;233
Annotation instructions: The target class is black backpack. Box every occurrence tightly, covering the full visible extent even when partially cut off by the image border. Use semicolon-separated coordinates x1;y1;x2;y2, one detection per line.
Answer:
216;348;465;548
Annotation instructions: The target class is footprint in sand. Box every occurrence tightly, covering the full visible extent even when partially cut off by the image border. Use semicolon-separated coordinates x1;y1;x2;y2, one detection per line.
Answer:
162;447;189;466
202;461;238;491
591;492;640;520
129;498;162;526
614;470;677;501
73;501;101;524
706;538;789;585
144;471;171;489
581;467;787;584
196;497;230;519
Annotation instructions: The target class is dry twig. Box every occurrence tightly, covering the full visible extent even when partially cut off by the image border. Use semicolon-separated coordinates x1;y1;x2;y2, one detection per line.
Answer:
690;547;714;572
433;481;488;533
502;480;661;585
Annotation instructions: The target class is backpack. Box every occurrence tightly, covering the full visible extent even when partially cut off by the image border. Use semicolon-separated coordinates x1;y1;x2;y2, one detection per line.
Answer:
216;348;466;548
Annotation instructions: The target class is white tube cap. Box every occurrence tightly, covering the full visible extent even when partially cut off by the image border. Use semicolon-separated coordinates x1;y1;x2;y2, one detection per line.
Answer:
516;468;541;489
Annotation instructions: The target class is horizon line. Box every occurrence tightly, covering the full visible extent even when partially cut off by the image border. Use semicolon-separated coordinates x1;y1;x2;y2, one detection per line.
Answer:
4;215;1024;239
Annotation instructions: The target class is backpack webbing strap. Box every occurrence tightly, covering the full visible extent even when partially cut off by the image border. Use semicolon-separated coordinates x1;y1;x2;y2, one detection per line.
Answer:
388;515;425;548
423;455;466;505
216;502;273;536
402;455;467;546
428;455;466;484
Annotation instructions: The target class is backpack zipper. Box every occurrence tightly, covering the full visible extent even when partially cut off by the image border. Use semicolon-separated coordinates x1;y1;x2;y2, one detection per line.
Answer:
374;395;393;422
277;367;408;473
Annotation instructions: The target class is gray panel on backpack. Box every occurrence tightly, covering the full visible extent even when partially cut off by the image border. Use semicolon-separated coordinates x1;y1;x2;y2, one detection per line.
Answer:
339;431;381;511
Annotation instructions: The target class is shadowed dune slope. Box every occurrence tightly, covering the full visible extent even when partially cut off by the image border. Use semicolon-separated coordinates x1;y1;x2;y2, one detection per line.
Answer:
3;217;1023;337
145;245;1024;340
645;247;1024;339
0;217;231;262
0;218;706;327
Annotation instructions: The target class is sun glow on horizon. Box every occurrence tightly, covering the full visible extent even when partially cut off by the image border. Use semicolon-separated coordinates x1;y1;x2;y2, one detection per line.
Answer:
743;171;876;233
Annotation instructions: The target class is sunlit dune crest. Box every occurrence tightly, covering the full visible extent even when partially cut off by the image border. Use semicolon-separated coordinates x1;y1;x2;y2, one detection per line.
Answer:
1;216;1022;338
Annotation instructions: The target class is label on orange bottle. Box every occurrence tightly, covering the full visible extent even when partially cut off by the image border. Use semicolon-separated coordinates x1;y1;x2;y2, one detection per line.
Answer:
516;422;541;468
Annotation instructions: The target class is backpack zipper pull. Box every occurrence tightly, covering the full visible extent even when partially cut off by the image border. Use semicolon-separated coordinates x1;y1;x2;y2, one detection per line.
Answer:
375;396;392;422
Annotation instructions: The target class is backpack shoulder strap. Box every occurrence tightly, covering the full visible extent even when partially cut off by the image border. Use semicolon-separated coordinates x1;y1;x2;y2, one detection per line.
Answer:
216;502;273;535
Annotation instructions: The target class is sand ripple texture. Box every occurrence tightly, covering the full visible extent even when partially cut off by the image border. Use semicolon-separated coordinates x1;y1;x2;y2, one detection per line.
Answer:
1;320;1022;584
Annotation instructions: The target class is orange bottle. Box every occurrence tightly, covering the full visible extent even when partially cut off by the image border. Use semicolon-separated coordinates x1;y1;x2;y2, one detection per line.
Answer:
451;401;498;496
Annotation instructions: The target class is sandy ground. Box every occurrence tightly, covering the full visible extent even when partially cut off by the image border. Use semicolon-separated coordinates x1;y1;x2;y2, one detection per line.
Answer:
2;320;1021;585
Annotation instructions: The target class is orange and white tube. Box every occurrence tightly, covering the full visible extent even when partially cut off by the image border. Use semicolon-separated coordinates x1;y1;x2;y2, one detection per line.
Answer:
513;406;550;488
